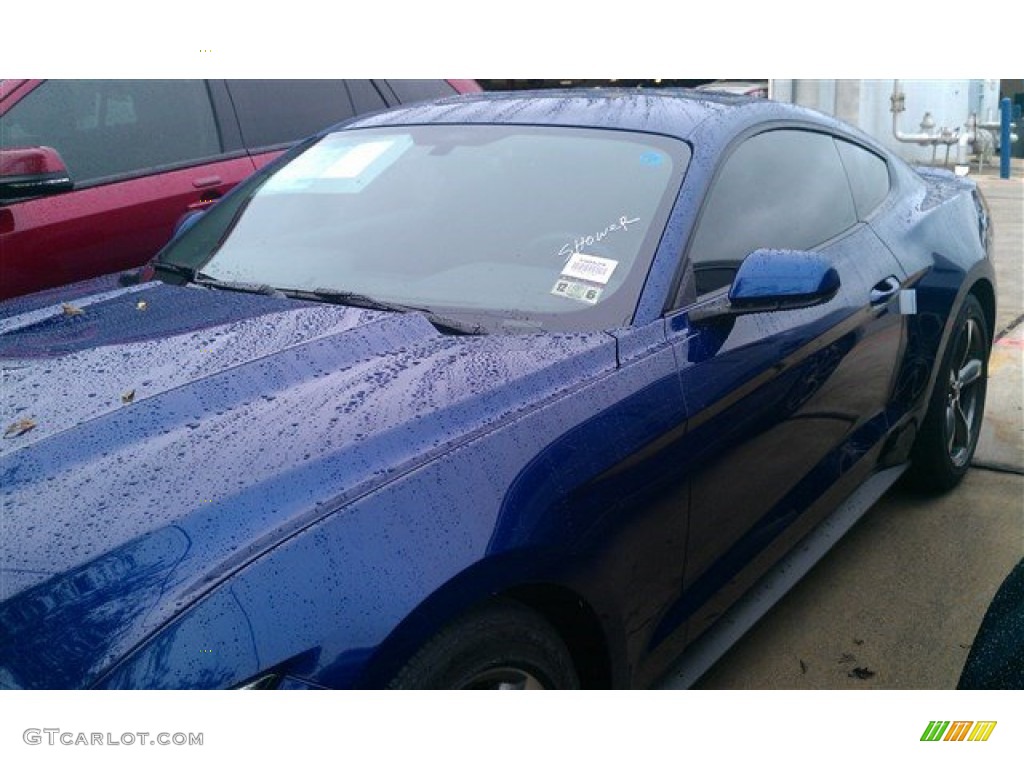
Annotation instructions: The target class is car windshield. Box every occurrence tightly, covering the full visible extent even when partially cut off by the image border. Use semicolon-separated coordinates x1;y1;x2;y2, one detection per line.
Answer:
158;124;690;332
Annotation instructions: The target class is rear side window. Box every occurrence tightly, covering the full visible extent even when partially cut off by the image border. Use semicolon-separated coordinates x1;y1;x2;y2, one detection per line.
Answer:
345;80;389;115
0;80;221;184
226;80;356;150
379;80;457;104
836;138;891;218
689;129;858;294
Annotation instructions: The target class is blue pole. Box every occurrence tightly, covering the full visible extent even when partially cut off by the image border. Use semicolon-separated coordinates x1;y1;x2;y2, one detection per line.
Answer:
1000;97;1011;179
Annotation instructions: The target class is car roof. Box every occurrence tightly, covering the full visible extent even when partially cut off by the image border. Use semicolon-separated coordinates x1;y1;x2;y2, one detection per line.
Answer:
332;87;898;178
695;81;768;90
346;87;795;141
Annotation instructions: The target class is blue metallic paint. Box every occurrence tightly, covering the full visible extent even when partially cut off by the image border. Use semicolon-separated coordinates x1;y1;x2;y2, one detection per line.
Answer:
729;249;840;308
0;90;995;689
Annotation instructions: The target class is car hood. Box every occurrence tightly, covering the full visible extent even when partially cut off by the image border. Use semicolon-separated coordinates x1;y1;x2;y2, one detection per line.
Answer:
0;280;616;687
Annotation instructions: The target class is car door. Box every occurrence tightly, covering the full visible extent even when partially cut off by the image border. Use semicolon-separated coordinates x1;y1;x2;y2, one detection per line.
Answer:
0;79;256;299
664;128;908;643
225;80;477;173
372;79;460;106
224;80;360;171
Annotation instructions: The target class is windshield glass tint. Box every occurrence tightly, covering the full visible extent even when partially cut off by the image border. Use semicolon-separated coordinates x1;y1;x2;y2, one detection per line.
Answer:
164;125;689;332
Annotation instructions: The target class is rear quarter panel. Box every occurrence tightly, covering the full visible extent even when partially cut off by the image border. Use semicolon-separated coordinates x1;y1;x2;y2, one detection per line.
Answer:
867;163;995;427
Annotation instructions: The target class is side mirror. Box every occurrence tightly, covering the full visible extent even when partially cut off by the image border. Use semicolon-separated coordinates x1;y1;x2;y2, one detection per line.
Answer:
0;146;73;201
690;249;840;322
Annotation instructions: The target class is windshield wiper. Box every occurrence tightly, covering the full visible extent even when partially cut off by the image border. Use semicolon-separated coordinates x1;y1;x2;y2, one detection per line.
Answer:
414;312;488;336
281;287;411;313
151;262;215;282
151;262;281;296
146;271;488;334
121;260;207;286
190;275;284;297
283;287;488;335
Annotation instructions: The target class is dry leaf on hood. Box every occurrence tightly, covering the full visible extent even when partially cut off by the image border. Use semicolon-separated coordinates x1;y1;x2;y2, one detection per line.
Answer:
4;418;37;438
62;303;85;316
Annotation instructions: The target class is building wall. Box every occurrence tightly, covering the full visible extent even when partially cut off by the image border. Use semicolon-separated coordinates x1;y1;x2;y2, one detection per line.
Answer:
775;79;1000;164
1000;79;1023;101
860;79;973;163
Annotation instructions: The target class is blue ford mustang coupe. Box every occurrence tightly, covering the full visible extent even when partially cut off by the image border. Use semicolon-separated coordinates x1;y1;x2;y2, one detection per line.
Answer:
0;89;994;689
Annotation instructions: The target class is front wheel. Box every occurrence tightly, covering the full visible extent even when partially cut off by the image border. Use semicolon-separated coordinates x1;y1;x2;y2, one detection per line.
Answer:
388;599;579;690
906;294;989;492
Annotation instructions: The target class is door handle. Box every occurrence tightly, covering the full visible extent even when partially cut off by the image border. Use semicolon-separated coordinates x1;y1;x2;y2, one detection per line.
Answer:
192;176;223;189
870;276;901;305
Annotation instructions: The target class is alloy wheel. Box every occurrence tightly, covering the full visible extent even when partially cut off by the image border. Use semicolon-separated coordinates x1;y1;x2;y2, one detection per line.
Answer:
944;316;985;467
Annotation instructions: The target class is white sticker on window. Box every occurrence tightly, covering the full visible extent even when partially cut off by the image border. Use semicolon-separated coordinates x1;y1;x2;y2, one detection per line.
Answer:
551;278;603;304
561;253;618;285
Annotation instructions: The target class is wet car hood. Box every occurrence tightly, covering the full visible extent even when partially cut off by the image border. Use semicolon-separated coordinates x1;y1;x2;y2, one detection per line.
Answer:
0;281;616;686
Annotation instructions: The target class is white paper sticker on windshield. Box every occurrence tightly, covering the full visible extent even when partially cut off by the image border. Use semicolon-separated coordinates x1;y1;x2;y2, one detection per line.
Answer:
561;253;618;285
551;278;603;304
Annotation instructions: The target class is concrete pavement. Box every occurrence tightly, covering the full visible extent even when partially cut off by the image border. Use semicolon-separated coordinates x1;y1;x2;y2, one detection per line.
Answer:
975;170;1024;474
688;171;1023;689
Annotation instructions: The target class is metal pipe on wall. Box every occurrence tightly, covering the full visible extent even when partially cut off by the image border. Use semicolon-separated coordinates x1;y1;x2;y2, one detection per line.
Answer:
1001;97;1012;179
890;80;960;147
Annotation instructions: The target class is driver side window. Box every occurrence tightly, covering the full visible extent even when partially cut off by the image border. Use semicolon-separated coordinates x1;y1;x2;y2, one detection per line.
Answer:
688;129;857;296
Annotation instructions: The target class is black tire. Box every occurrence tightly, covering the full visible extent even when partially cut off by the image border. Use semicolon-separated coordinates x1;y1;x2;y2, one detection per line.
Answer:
906;294;989;492
957;558;1024;689
388;599;580;690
